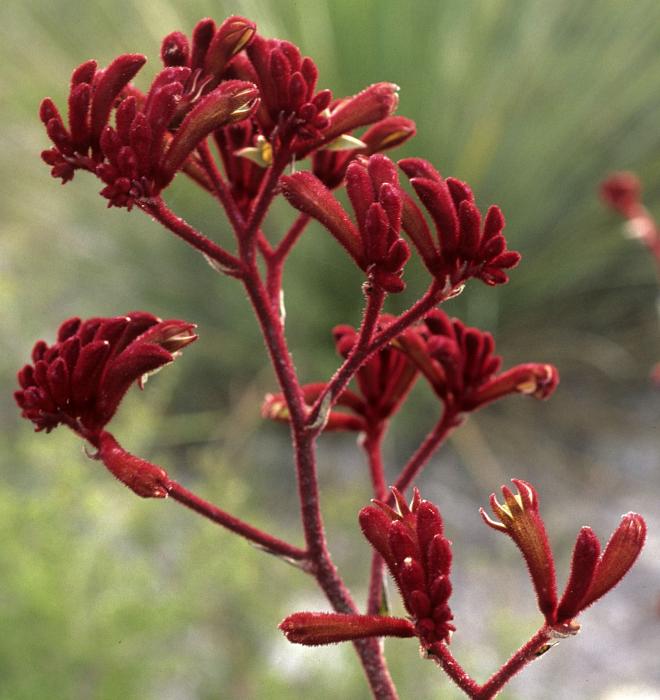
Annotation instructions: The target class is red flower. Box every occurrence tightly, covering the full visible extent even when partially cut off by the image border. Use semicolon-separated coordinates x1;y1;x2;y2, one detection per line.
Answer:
360;488;455;646
41;51;259;209
15;313;197;443
280;488;453;650
281;154;411;292
481;479;646;631
245;34;332;145
600;171;643;219
395;309;559;412
399;158;521;287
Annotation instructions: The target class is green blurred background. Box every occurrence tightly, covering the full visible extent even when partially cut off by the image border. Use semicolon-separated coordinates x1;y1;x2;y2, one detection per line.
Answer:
2;0;660;698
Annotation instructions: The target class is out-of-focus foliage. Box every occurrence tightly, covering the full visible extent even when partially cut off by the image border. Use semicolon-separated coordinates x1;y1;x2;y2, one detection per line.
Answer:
2;1;659;698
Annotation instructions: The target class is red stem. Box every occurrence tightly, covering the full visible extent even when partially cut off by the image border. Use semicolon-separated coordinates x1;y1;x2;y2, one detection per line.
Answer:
307;284;388;430
307;279;444;429
265;213;311;303
240;151;289;259
242;269;398;699
429;626;552;699
391;407;462;500
271;213;311;263
149;137;399;696
363;424;387;615
166;479;308;563
140;197;243;274
364;423;388;501
196;141;246;235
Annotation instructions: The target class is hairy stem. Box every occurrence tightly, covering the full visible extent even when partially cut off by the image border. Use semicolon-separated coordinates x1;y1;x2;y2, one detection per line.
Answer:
308;280;444;427
391;407;462;500
141;197;242;273
243;269;398;698
166;480;308;562
429;626;552;699
307;284;387;430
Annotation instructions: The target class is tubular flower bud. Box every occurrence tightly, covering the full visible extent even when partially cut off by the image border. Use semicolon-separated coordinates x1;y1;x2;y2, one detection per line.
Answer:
394;309;559;412
246;34;332;146
279;612;416;646
215;120;268;215
481;480;646;629
323;83;400;143
360;487;455;646
96;431;170;498
15;313;197;442
282;155;410;292
399;157;520;288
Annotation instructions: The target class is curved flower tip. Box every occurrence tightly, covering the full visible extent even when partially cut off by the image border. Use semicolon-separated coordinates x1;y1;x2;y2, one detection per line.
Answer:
96;431;170;498
472;363;559;408
15;313;197;441
480;479;558;620
279;611;415;646
159;80;259;180
482;480;646;628
325;83;400;142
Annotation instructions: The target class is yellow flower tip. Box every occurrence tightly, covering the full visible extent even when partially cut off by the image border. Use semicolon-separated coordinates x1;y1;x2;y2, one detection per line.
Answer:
379;129;411;148
235;135;273;167
479;505;507;532
324;134;367;152
232;26;256;55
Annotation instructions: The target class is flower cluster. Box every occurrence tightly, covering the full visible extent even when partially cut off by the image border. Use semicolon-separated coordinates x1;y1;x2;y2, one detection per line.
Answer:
15;313;196;443
396;309;559;412
41;16;409;213
280;481;646;655
280;487;453;648
481;479;647;631
360;488;455;645
41;52;258;209
279;154;520;293
399;158;521;287
263;310;558;436
281;154;411;292
244;34;332;145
